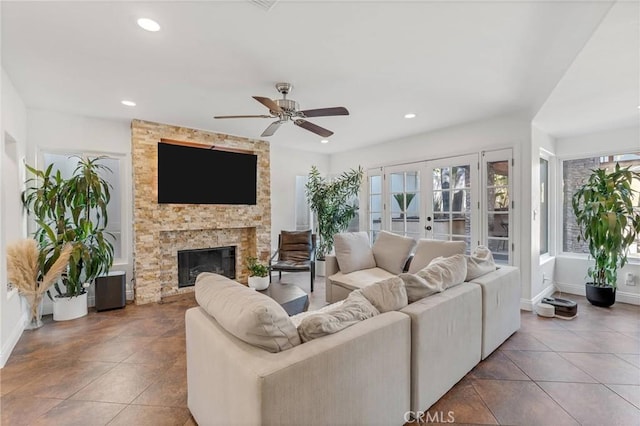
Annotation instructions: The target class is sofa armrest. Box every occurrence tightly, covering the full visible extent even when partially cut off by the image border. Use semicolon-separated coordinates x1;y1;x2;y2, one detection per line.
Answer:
186;307;411;426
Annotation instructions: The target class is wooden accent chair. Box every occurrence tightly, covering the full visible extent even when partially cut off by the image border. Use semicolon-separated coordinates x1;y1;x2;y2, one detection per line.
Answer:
269;230;316;292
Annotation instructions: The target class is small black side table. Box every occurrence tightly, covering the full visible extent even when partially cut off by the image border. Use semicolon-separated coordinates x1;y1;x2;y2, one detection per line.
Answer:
259;282;309;316
95;271;126;311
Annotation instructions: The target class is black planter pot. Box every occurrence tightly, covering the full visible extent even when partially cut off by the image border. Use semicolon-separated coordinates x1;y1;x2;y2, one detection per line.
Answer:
585;283;616;307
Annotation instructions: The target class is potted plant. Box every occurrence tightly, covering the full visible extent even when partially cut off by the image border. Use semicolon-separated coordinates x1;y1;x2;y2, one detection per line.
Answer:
572;163;640;307
246;256;269;290
6;239;72;329
22;156;115;320
306;165;363;275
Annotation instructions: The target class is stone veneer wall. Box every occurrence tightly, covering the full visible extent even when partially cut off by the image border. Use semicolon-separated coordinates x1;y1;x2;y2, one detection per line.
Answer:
131;119;270;304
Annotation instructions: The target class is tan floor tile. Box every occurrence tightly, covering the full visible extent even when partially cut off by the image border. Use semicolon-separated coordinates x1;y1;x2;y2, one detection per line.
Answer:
528;329;603;353
469;351;529;381
573;330;640;354
31;400;126;426
499;331;552;351
560;352;640;385
539;381;640;426
502;350;597;383
0;395;63;426
606;384;640;410
132;363;187;407
108;405;191;426
425;379;497;424
77;336;158;363
70;363;164;404
617;353;640;369
472;379;578;425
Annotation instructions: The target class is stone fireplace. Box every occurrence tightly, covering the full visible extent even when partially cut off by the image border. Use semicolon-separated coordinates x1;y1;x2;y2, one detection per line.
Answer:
131;120;270;304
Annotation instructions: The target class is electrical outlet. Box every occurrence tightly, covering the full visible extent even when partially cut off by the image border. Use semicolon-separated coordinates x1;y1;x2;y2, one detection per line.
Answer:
626;273;636;286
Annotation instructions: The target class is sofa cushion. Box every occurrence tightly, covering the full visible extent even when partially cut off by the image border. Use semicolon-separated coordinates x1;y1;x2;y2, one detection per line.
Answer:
372;231;417;274
408;239;467;273
329;267;396;291
360;276;408;313
195;272;301;353
466;245;497;281
297;290;379;342
400;254;468;303
334;232;376;274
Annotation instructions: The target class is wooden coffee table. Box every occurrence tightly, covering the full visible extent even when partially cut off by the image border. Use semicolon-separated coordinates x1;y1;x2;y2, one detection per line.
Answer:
259;281;309;316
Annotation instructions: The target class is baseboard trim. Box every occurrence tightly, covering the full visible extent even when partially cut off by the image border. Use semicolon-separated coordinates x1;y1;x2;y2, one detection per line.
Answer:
520;284;556;311
0;316;25;368
555;282;640;305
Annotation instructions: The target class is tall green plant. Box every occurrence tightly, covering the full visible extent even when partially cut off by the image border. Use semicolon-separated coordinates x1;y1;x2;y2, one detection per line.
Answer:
572;164;640;288
306;166;364;259
23;156;115;297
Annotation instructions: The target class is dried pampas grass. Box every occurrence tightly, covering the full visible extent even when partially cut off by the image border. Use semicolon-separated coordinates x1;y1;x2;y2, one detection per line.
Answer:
6;239;72;322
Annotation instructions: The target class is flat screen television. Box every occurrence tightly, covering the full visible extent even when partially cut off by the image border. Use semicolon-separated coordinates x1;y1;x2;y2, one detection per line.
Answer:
157;142;257;205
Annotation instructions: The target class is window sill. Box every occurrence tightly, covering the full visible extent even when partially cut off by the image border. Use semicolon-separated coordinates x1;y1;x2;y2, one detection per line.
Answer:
557;252;640;265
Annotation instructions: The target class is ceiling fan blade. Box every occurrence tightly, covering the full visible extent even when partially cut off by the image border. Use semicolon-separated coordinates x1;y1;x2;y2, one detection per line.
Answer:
261;121;283;137
253;96;283;114
299;107;349;118
214;114;274;119
294;119;334;137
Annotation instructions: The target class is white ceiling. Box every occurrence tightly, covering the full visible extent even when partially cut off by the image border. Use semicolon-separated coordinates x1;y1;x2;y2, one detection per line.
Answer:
1;1;629;153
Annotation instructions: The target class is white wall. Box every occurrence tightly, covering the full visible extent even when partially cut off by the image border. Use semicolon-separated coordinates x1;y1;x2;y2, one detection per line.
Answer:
329;112;536;307
26;109;133;307
270;144;329;251
554;124;640;304
529;125;557;306
1;69;28;367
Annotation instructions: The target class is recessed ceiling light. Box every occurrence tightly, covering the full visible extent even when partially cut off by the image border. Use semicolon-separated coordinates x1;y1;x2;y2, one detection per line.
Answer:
121;100;136;107
320;139;329;144
404;113;416;119
137;18;160;32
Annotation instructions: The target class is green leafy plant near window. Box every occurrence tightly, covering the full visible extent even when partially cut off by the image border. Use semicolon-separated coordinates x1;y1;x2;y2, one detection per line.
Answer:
22;156;115;298
393;193;416;213
246;256;269;278
306;165;364;259
572;164;640;288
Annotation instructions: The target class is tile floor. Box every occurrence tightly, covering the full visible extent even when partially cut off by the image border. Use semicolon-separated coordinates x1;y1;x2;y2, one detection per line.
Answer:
1;275;639;425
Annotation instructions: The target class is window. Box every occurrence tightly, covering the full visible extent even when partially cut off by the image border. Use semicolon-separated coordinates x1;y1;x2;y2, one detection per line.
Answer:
388;169;421;240
43;153;124;261
482;149;512;264
562;152;640;257
540;157;549;255
294;176;312;231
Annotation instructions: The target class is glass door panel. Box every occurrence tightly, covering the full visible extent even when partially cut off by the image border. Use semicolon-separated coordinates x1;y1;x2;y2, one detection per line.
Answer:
386;166;422;241
425;155;479;253
482;149;513;265
368;171;383;243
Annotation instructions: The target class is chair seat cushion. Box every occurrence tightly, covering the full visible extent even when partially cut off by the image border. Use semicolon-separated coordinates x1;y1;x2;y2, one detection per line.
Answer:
271;259;311;270
329;267;396;291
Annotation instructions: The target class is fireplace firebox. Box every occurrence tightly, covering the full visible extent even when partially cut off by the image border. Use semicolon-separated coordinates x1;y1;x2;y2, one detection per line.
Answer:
177;246;236;287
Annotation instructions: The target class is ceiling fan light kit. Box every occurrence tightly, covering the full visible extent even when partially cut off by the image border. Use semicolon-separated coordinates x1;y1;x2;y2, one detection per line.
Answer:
214;82;349;138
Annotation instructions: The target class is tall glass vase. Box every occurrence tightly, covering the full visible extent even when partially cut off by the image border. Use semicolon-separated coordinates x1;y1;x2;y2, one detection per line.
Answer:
21;294;44;330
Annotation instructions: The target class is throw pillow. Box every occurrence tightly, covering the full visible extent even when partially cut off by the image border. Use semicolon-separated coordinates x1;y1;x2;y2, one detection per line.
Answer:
360;276;408;312
372;231;417;274
334;232;376;274
195;273;301;353
400;254;468;303
466;245;497;281
297;290;380;343
408;239;467;273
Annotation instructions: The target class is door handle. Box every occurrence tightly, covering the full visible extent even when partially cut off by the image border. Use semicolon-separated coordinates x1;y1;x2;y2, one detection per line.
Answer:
425;226;432;231
427;216;432;221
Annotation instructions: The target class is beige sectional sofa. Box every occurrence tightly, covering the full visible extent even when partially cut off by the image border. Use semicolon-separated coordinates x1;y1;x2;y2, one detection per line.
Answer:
186;232;520;424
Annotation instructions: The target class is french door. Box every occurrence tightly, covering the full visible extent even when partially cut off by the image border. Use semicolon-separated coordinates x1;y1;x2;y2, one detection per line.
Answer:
385;165;423;241
424;154;479;252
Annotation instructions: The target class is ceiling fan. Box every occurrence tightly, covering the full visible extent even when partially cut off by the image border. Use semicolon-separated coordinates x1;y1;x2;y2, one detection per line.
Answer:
214;82;349;138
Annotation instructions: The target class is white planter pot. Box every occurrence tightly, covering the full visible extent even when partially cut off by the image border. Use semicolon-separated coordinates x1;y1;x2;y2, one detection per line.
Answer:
316;260;326;277
53;292;88;321
248;276;269;291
